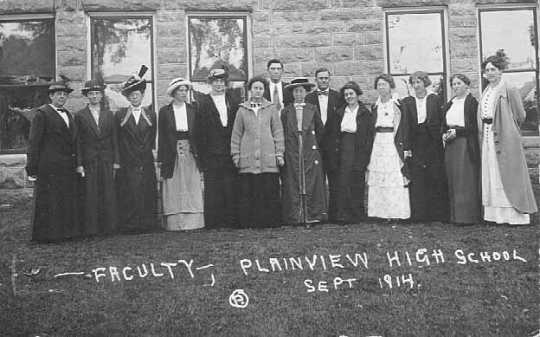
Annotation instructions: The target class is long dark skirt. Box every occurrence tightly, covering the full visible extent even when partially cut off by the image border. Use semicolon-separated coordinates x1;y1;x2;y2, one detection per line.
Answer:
444;137;481;224
116;163;157;233
336;133;366;223
79;158;117;236
203;166;239;228
238;173;281;228
32;170;79;242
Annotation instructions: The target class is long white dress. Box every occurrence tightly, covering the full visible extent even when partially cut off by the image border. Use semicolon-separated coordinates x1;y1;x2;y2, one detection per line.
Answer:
481;82;529;225
367;100;411;219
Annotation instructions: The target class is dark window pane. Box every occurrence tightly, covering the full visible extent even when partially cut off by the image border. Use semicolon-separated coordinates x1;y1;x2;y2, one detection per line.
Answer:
189;17;248;82
91;17;153;83
0;20;54;82
480;10;536;70
0;20;54;152
387;13;444;74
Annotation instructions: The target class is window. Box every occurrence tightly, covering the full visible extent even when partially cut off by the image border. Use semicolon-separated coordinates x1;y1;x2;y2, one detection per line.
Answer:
479;7;538;135
0;16;55;153
385;10;447;99
90;14;154;111
187;13;250;98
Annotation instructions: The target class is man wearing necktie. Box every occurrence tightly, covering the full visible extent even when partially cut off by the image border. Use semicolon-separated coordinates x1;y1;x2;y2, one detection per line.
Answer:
305;68;345;223
75;80;120;236
263;59;293;111
26;78;81;242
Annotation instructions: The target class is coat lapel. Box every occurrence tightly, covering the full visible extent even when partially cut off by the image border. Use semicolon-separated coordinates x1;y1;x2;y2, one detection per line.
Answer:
82;107;100;138
302;104;314;131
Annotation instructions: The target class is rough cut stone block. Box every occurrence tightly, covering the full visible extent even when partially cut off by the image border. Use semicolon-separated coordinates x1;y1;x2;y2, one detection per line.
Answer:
315;46;354;63
272;11;322;22
263;0;329;11
277;34;332;48
304;22;348;34
0;154;26;167
81;0;160;11
0;166;27;189
333;33;359;47
275;48;315;64
320;8;381;21
347;20;382;33
354;44;384;61
0;0;54;13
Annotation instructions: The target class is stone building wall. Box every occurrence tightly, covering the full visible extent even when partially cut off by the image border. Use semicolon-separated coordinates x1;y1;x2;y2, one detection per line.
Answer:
0;0;538;187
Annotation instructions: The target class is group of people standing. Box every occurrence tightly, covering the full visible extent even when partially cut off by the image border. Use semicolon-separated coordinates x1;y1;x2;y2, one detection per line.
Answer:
26;53;537;243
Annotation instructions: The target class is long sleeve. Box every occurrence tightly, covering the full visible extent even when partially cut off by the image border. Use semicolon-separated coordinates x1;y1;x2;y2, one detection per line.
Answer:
194;101;208;171
74;113;83;167
313;106;324;146
157;107;167;164
112;112;120;166
230;108;244;163
270;106;285;158
507;85;526;125
427;95;444;140
26;109;45;177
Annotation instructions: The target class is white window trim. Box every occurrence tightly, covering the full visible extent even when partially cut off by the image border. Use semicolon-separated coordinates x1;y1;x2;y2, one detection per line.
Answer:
185;11;252;83
382;7;450;99
85;12;157;111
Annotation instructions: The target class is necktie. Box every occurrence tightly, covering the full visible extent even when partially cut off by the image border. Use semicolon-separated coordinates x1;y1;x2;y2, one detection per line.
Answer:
317;90;328;96
56;108;70;128
273;85;281;111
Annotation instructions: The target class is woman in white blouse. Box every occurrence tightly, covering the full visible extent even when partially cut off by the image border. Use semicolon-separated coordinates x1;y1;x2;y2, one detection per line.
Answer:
479;54;537;225
323;81;374;223
441;74;481;224
367;74;411;220
157;78;204;230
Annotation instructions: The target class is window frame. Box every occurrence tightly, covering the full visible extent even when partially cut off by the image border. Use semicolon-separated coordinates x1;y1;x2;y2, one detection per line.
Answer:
0;13;56;154
477;4;539;137
383;7;450;100
86;12;157;110
186;11;252;87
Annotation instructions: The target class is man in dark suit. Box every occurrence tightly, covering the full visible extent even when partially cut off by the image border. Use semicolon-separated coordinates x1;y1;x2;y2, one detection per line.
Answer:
26;78;81;242
305;68;344;223
263;59;293;110
75;80;119;236
194;67;241;228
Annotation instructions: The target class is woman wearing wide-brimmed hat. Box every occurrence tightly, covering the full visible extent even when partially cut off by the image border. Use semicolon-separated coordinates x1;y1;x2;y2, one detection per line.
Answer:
26;77;81;242
280;78;327;226
157;77;204;230
193;67;242;228
75;80;120;236
115;65;158;233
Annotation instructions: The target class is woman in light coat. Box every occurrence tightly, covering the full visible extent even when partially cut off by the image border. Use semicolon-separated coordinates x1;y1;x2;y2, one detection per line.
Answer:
231;76;284;228
479;53;537;225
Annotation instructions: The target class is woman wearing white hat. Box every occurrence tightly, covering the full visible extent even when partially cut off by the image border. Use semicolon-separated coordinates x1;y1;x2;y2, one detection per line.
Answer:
157;78;204;230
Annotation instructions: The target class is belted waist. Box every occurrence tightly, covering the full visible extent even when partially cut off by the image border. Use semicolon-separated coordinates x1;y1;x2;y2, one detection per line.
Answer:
376;126;394;133
176;131;190;139
482;118;493;125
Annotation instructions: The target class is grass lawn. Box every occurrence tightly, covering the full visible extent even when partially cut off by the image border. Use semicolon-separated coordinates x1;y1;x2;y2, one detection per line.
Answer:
0;189;539;337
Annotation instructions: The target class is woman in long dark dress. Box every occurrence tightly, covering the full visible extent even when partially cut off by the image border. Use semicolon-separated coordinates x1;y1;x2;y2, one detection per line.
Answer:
115;66;157;233
231;76;284;228
324;81;374;223
75;80;119;236
158;78;204;230
401;71;448;222
26;79;80;242
281;78;326;225
441;74;481;224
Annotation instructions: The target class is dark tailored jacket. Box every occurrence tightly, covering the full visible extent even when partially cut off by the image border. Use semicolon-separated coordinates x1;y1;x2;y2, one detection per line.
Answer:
26;104;77;177
75;106;119;167
400;94;445;165
194;91;241;171
157;102;200;178
441;93;480;164
371;100;411;180
263;81;294;107
322;101;375;173
305;88;345;172
115;106;156;168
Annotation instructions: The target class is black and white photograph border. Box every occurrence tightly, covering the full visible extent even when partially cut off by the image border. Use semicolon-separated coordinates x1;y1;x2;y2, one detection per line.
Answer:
0;1;539;336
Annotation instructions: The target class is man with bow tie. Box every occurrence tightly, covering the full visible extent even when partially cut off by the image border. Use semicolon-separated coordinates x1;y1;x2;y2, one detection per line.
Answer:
26;78;81;242
305;68;344;223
